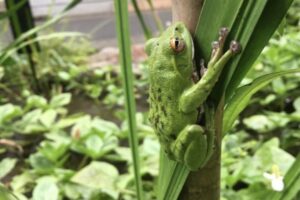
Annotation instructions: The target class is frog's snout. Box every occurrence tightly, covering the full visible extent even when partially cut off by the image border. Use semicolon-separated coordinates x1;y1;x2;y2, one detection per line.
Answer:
145;38;157;56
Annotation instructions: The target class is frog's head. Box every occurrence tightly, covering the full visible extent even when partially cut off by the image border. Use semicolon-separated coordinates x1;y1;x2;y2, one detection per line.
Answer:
145;22;194;78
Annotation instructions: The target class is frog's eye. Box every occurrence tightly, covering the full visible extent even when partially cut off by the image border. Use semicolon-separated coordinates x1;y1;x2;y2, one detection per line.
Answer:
170;37;185;53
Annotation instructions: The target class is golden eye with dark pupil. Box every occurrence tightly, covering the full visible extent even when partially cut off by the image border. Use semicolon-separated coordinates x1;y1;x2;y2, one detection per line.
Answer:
170;37;185;52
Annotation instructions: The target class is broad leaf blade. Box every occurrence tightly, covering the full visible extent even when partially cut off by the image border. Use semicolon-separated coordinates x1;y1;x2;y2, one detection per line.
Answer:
194;0;244;61
225;0;295;100
223;69;300;135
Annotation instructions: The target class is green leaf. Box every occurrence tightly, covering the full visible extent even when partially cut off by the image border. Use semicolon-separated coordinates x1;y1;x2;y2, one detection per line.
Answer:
71;115;92;137
223;69;300;135
49;93;71;108
33;176;59;200
20;109;42;125
0;104;22;124
71;161;119;199
11;172;36;193
29;153;55;172
58;71;71;81
224;0;295;100
70;117;118;159
114;0;143;199
39;109;57;129
158;153;189;200
71;132;118;159
140;138;160;176
293;97;300;112
39;141;69;162
243;114;290;133
55;114;83;129
268;154;300;200
0;67;4;80
0;158;17;179
91;118;120;136
194;0;244;60
0;185;19;200
236;183;270;200
25;96;47;109
250;138;294;178
130;0;152;39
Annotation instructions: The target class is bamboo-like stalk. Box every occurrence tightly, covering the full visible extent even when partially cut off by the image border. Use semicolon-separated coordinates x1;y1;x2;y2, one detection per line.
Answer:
171;0;203;33
114;0;144;199
5;0;41;92
3;0;82;93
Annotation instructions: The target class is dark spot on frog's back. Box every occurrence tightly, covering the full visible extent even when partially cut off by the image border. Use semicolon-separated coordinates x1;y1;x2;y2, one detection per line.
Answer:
178;64;187;69
157;95;162;102
154;115;159;125
170;134;176;140
161;106;167;116
159;121;164;129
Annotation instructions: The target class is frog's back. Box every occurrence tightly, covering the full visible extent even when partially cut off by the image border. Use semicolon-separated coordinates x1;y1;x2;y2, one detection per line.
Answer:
146;22;197;143
148;66;198;142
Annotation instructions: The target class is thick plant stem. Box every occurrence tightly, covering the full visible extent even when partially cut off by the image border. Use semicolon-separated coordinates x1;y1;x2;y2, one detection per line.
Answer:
179;98;223;200
172;0;222;199
172;0;203;33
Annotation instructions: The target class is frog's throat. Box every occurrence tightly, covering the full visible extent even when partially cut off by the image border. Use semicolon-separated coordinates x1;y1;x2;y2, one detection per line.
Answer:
171;57;186;81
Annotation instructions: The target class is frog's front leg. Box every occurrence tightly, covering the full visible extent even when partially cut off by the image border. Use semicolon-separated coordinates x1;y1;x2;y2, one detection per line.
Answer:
179;28;241;113
169;124;208;171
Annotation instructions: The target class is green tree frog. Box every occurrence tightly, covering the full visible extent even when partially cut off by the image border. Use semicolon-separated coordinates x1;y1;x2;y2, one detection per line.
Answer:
145;22;240;171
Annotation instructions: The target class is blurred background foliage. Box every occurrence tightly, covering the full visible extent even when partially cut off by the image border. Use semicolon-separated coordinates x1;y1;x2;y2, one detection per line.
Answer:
0;0;299;199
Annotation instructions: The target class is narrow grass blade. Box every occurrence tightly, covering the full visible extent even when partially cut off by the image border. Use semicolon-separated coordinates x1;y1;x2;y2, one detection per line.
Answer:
157;152;189;200
146;0;164;34
0;0;81;64
114;0;144;199
131;0;152;39
3;32;86;60
223;68;300;135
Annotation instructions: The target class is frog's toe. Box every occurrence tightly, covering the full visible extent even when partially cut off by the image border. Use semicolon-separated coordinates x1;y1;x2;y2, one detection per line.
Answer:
230;41;242;54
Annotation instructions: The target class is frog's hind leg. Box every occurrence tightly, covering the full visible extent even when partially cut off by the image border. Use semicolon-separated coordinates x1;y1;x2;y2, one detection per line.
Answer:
170;125;208;171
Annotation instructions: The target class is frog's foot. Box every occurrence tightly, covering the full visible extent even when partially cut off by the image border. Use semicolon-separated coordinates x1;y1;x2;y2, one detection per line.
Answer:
170;125;208;171
210;27;229;60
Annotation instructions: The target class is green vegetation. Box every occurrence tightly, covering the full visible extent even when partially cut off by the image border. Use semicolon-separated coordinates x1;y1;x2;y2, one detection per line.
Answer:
0;0;299;199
